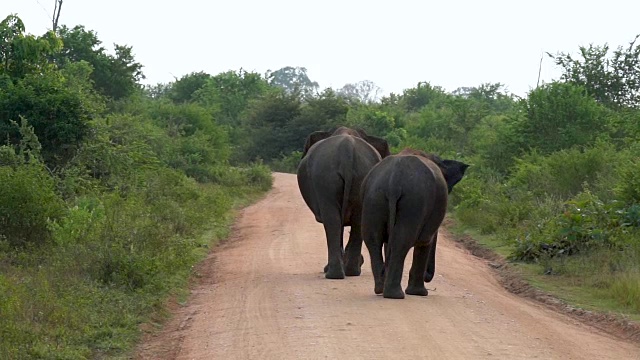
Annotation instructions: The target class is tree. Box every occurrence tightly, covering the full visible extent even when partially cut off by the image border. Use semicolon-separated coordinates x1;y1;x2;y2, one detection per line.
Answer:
192;69;271;125
0;69;102;168
242;91;302;162
337;80;382;103
518;82;607;154
0;14;62;80
452;83;516;114
167;71;211;103
548;34;640;108
290;88;349;143
266;66;318;96
52;0;63;32
400;81;448;111
54;25;144;100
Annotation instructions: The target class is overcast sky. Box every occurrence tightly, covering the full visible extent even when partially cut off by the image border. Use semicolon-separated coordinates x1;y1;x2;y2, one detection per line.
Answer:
3;1;640;97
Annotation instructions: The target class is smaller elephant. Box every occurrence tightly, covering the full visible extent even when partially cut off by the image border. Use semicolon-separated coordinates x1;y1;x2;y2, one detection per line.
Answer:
361;148;469;299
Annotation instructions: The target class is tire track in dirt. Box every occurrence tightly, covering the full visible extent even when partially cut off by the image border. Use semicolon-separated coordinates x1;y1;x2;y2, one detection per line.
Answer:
136;173;640;360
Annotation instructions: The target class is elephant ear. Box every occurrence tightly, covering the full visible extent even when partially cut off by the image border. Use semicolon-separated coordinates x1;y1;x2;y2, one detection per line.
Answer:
441;159;470;193
363;135;391;159
301;131;332;158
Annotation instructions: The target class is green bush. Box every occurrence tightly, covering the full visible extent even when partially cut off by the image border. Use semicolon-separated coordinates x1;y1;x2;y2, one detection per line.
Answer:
508;143;618;200
270;150;302;173
242;161;274;191
519;82;607;155
615;158;640;204
0;70;103;167
0;164;65;247
511;191;629;261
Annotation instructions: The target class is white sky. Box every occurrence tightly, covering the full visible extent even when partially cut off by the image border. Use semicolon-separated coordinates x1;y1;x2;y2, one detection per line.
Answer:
3;1;640;97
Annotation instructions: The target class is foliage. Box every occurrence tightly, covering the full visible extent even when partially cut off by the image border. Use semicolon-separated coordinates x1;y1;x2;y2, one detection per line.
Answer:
241;90;302;162
517;82;607;155
270;150;302;173
549;34;640;108
0;15;273;358
167;71;212;103
507;142;619;199
615;157;640;204
192;69;272;125
0;15;62;79
0;69;102;167
511;190;635;262
0;163;65;247
346;106;395;136
54;25;145;100
266;66;318;96
337;80;382;103
398;81;448;112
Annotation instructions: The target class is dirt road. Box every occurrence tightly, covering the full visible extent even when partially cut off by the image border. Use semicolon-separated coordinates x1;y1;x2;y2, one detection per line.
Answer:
137;173;640;359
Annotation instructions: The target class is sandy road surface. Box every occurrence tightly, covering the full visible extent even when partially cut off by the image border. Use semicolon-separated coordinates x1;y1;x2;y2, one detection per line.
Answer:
137;173;640;360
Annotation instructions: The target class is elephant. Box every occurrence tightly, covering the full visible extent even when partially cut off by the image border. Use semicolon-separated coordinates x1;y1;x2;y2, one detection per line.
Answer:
361;148;469;299
297;126;391;279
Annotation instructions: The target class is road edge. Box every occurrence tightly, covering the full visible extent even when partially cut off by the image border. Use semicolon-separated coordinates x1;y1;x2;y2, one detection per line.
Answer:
131;189;272;360
441;217;640;344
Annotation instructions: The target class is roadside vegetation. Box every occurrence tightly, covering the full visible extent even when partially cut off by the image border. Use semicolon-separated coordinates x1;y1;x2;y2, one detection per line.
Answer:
1;11;639;358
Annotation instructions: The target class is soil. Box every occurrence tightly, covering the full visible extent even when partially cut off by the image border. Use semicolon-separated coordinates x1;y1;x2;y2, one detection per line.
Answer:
135;173;640;359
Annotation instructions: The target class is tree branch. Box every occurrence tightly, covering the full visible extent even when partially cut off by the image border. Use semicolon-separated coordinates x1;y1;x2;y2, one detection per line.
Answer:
52;0;63;32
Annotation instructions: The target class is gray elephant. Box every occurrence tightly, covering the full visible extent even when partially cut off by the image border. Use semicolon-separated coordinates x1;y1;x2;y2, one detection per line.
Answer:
361;148;469;298
297;126;391;279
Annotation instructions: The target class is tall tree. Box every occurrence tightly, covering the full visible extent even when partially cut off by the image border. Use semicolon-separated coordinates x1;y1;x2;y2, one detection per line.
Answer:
337;80;382;103
54;25;144;100
167;71;211;103
548;34;640;108
0;15;61;80
399;81;448;111
192;69;271;124
266;66;318;96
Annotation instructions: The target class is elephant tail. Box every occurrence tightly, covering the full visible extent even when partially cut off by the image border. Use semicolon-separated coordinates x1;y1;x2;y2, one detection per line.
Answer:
387;192;399;247
340;164;353;224
338;139;356;224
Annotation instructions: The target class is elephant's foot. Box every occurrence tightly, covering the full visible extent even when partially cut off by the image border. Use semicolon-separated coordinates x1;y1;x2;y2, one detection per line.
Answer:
344;267;361;276
405;284;429;296
325;265;345;279
383;286;405;299
374;282;384;295
343;254;364;276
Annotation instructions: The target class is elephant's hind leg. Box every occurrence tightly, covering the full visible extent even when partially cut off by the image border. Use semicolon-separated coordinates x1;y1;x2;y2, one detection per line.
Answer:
321;212;346;279
363;226;385;294
406;243;430;296
383;223;413;299
344;220;364;276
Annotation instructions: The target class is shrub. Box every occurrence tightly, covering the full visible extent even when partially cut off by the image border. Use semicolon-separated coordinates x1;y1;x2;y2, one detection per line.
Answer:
508;143;618;200
615;158;640;204
242;161;274;191
270;151;302;174
0;163;65;247
511;191;629;261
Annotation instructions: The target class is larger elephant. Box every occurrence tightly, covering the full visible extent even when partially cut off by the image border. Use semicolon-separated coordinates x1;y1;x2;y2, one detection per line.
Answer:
297;126;391;279
361;148;469;298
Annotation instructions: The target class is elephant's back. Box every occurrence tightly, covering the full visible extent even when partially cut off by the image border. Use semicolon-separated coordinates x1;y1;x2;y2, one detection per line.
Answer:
368;155;447;195
305;135;380;176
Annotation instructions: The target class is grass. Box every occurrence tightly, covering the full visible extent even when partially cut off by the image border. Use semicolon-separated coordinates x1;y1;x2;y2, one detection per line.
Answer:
519;264;640;322
0;181;271;360
448;219;640;323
